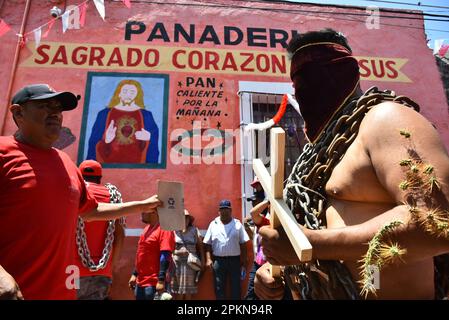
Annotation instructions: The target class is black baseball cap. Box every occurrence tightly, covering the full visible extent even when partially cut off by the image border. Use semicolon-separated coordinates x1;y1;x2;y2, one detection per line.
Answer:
219;199;232;209
11;84;79;111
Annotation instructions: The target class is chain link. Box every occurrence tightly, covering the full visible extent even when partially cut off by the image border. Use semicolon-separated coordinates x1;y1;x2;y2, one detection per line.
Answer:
76;183;124;272
283;87;419;299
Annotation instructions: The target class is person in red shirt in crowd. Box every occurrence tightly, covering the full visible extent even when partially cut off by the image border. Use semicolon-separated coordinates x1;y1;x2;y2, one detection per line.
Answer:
75;160;125;300
128;210;175;300
245;178;293;301
244;178;269;300
0;84;162;300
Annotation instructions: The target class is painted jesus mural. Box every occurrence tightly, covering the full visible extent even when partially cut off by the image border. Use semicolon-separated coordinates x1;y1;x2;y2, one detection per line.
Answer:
79;73;168;169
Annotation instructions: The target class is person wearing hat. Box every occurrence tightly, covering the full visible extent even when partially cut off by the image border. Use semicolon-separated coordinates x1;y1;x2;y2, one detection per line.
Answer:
0;84;162;300
255;29;449;300
203;200;250;300
244;177;270;300
171;209;205;300
249;177;265;200
75;160;125;300
243;177;266;242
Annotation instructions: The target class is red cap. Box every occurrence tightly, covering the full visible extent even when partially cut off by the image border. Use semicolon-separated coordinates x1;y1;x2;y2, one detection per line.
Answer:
79;160;102;177
250;177;261;188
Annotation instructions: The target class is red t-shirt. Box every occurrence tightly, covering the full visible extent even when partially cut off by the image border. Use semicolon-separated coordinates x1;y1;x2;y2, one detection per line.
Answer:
255;216;270;230
0;136;98;300
75;182;114;278
135;223;175;287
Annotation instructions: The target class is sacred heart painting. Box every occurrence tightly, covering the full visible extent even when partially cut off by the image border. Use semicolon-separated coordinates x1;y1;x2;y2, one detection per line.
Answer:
78;72;169;169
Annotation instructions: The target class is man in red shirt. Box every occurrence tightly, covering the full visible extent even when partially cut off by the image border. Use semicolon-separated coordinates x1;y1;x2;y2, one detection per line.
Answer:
75;160;125;300
0;84;162;300
128;211;175;300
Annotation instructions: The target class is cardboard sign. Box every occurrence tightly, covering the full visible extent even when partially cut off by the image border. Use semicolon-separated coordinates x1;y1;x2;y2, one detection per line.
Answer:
157;180;185;230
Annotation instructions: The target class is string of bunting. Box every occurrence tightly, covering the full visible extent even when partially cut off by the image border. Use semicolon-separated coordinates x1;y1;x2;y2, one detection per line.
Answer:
434;39;449;59
0;0;131;48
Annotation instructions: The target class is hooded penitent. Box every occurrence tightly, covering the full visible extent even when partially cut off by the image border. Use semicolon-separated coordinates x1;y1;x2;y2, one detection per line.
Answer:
290;42;360;143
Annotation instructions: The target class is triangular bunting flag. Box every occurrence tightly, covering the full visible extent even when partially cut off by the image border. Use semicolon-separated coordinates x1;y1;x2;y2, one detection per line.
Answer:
62;10;70;33
434;39;445;55
79;2;88;27
43;18;56;38
439;44;449;58
93;0;105;20
34;27;42;48
0;19;11;37
66;5;80;30
122;0;131;8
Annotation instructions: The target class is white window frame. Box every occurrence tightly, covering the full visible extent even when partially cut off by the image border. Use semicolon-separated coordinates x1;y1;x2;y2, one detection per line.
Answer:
237;81;294;219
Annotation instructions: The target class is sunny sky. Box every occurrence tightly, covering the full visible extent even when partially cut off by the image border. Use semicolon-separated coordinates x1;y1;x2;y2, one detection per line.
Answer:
285;0;449;49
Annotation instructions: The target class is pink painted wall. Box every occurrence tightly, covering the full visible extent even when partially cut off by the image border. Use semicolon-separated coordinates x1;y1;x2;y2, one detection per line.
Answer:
1;0;447;300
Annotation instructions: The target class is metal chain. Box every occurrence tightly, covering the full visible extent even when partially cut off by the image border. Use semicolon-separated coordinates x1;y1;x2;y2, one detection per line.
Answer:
283;86;419;299
76;183;124;272
105;183;127;228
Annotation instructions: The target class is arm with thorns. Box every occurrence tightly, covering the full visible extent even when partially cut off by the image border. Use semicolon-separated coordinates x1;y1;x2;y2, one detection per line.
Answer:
357;104;449;296
359;122;449;296
263;103;449;284
296;103;449;297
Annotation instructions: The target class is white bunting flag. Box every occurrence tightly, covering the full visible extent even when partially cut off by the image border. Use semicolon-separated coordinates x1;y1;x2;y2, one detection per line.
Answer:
434;39;444;55
93;0;105;20
34;27;41;48
62;10;70;33
67;5;81;30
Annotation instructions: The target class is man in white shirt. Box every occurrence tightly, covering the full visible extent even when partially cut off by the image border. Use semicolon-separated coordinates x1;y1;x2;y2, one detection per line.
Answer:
204;200;250;300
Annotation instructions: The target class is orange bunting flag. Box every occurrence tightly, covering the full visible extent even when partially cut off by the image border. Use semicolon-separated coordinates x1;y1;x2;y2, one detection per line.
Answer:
79;2;88;27
42;18;57;38
0;19;11;37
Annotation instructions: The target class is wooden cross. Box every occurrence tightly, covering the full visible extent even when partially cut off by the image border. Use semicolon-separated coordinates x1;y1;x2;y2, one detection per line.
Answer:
252;127;313;276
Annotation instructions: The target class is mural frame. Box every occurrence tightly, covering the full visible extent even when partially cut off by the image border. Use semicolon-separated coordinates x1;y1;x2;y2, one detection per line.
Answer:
77;71;169;169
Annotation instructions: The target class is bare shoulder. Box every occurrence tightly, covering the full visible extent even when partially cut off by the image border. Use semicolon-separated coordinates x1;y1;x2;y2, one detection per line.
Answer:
360;101;432;135
358;101;446;155
355;101;449;204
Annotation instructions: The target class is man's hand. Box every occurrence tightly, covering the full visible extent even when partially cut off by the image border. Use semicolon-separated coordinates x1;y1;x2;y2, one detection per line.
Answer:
156;280;165;294
206;258;214;270
174;247;189;257
128;274;137;291
254;262;284;300
135;128;151;141
83;195;163;222
141;195;163;212
0;267;24;300
259;226;301;266
105;120;117;144
250;200;270;226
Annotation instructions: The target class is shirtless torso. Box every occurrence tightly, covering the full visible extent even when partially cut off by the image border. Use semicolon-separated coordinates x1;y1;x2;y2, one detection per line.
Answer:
257;101;449;300
324;101;449;299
